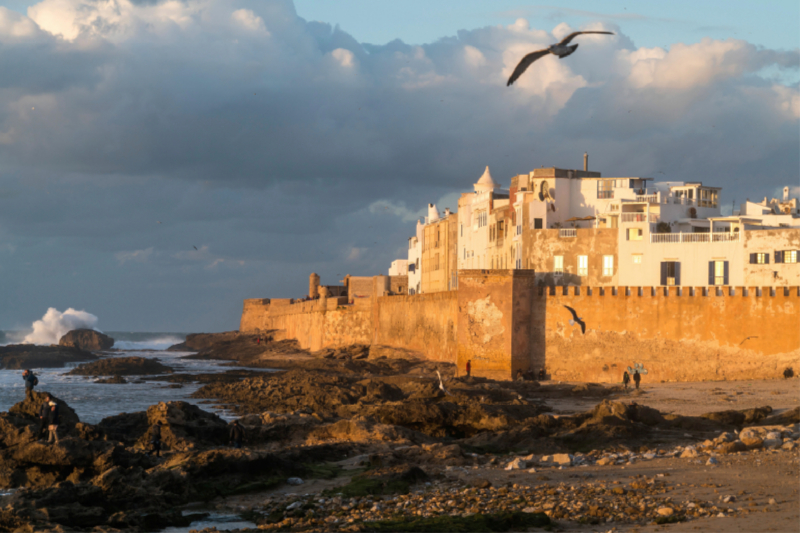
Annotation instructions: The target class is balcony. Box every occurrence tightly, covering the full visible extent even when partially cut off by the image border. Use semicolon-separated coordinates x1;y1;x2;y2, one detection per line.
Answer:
635;194;659;204
650;232;740;244
559;228;577;238
621;213;658;223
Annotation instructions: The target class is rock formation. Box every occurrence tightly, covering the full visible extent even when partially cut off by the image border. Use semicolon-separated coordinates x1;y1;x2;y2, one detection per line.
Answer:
58;329;115;351
0;344;97;369
67;356;173;376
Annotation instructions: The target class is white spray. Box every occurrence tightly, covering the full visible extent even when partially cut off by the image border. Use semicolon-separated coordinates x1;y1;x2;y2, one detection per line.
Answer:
23;308;99;346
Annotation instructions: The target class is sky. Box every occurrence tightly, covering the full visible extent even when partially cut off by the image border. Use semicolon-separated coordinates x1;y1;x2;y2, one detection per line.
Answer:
0;0;797;333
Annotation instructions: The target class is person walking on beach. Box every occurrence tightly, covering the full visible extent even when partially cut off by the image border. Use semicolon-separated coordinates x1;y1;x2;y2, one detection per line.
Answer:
633;370;641;390
465;360;471;377
146;421;162;457
37;394;52;441
229;420;245;449
23;369;38;399
46;399;60;444
622;371;630;391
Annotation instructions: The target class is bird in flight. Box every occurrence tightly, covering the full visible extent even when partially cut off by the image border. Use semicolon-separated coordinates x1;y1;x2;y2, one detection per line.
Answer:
193;246;198;251
563;305;586;334
507;31;614;86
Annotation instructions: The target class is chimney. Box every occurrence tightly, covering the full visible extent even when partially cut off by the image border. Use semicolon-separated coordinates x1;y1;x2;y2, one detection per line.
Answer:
583;152;588;172
784;186;790;202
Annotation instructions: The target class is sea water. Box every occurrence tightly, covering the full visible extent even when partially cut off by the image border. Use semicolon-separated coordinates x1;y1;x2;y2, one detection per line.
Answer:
1;332;264;531
0;332;268;424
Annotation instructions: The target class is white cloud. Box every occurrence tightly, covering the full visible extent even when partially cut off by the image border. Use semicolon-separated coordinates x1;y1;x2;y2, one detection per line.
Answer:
115;247;153;264
331;47;356;68
231;8;267;33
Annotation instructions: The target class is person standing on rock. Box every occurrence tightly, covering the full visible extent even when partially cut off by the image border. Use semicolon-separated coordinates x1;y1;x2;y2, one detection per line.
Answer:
37;394;52;441
46;399;60;444
146;421;162;457
229;420;245;449
538;368;545;381
465;360;471;377
622;371;630;391
23;369;38;399
633;370;641;390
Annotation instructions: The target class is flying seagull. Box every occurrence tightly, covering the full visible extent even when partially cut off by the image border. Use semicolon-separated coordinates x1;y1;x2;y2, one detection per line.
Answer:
193;246;198;250
563;305;586;334
507;31;615;86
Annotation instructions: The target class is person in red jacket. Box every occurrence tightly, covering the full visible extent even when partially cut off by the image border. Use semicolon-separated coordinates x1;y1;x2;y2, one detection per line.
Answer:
465;360;472;377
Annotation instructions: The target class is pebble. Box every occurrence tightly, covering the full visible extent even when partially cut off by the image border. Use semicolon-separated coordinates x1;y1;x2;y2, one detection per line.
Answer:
706;457;719;466
287;477;304;485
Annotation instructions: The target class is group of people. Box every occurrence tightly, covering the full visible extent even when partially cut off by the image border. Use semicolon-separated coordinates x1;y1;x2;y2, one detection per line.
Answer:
622;369;642;390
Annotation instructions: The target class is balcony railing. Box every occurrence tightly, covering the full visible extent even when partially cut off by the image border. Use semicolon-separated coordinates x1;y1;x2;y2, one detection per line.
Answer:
635;194;659;204
650;232;740;244
559;228;577;238
621;213;659;223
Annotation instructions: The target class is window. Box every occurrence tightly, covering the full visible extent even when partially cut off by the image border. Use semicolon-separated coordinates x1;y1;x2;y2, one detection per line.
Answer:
515;243;522;269
578;255;588;276
408;263;415;273
597;180;614;199
708;260;729;286
632;254;643;264
554;256;564;275
434;253;440;271
749;253;769;265
602;256;614;277
627;228;643;241
497;220;504;238
460;225;463;237
534;218;543;229
516;208;522;236
776;250;798;264
661;261;680;286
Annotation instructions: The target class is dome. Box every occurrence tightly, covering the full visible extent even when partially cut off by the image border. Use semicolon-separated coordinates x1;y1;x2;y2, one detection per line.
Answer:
427;203;440;222
474;166;498;192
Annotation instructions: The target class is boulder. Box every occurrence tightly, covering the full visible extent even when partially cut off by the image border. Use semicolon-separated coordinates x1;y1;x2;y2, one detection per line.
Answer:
0;344;97;369
539;453;572;466
58;329;114;351
67;356;173;376
140;401;229;451
738;428;764;449
716;441;746;454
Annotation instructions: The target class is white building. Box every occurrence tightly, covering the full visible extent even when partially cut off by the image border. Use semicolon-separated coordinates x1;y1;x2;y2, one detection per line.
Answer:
388;259;408;277
407;233;421;295
457;166;509;269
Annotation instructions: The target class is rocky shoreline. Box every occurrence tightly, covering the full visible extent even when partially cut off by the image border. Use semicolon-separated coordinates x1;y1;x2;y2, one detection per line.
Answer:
0;332;797;532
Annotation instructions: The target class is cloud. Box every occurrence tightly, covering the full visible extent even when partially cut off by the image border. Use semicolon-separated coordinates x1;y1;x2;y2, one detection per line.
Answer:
115;247;154;265
0;0;796;331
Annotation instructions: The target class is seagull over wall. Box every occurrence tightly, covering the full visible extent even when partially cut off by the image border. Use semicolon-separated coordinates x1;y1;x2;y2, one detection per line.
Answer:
507;31;615;86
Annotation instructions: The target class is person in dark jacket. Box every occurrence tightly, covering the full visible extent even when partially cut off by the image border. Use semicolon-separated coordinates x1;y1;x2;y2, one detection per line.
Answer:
38;394;52;441
622;371;631;391
146;421;162;457
633;370;641;390
46;400;60;444
229;420;245;449
23;370;38;399
538;368;545;381
465;360;472;377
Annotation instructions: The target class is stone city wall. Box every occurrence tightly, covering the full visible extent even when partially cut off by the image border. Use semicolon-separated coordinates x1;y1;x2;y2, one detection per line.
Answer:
374;291;458;362
241;276;800;382
532;286;800;383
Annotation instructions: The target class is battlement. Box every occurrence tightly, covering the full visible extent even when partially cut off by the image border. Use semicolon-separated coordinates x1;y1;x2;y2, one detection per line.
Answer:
536;286;800;297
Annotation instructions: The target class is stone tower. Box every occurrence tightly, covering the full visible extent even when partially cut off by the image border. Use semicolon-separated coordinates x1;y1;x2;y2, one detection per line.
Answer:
309;273;320;299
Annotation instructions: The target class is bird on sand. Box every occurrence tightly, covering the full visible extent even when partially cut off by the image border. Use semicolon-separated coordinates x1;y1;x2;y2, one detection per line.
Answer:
507;31;614;86
563;305;586;334
436;370;450;396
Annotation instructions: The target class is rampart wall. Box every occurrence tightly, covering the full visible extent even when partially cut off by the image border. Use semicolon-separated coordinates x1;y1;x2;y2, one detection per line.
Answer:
532;286;800;383
241;276;800;382
374;291;458;362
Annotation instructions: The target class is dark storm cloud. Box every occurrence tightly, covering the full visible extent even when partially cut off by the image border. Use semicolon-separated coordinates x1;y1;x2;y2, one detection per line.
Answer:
0;0;797;330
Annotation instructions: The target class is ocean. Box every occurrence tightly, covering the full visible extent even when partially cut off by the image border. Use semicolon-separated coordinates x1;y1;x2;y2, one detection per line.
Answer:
0;330;261;531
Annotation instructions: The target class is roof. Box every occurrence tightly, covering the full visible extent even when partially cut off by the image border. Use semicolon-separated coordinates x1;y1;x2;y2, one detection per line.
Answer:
475;166;499;190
